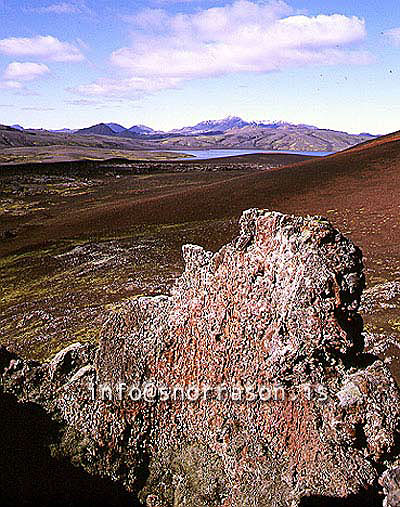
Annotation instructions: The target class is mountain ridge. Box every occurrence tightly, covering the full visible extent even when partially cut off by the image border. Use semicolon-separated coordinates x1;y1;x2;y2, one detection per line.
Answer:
14;116;376;137
1;117;378;153
74;116;377;151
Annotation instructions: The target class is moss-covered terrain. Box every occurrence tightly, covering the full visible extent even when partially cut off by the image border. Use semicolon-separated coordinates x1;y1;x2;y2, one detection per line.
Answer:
0;218;235;361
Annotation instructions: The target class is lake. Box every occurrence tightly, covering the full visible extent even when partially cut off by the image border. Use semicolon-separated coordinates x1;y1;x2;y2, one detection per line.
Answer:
167;149;334;160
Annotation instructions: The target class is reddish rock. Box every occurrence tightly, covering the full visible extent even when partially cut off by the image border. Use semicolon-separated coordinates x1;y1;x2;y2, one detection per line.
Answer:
1;209;399;506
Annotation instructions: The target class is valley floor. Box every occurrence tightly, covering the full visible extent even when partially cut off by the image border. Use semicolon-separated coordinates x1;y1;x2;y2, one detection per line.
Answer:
0;147;399;383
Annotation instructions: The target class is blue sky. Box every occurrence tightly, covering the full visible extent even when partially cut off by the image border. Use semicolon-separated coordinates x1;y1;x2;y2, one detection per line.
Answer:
0;0;399;133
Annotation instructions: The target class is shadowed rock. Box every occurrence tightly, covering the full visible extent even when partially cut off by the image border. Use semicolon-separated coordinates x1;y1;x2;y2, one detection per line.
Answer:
1;209;399;506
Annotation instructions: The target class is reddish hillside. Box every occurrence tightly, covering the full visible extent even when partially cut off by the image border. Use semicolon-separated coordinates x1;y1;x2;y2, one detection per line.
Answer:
2;132;399;255
340;129;400;154
43;129;399;232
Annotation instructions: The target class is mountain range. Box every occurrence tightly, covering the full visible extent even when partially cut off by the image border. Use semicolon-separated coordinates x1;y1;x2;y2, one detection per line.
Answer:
74;116;376;152
1;116;377;153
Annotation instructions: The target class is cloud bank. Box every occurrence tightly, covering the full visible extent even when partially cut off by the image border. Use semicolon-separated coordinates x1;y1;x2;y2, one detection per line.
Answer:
0;80;23;90
0;35;84;62
73;0;371;98
1;61;50;90
4;62;50;81
25;1;91;14
31;2;81;14
72;77;182;97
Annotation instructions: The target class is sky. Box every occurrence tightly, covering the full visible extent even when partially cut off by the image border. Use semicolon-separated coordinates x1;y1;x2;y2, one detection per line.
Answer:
0;0;399;133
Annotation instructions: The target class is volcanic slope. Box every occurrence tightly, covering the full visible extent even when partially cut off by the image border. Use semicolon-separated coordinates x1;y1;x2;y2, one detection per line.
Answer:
15;129;398;240
23;130;400;348
3;129;399;305
1;131;399;375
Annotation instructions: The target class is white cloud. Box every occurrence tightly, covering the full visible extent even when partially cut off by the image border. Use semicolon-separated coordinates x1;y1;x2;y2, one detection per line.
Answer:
67;98;101;106
32;2;80;14
22;106;55;111
4;62;50;81
0;80;22;89
25;1;91;14
385;27;400;46
75;0;371;97
113;1;368;78
0;35;84;62
13;88;41;97
71;76;181;97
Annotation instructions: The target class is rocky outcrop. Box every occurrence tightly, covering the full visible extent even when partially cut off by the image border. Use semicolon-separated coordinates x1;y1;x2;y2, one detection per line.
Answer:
380;465;400;507
1;209;399;506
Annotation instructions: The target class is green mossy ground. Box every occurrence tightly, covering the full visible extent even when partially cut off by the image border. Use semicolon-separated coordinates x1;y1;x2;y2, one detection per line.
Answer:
0;219;230;361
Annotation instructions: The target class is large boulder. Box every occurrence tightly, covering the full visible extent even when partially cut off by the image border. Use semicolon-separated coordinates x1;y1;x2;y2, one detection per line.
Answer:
1;209;399;506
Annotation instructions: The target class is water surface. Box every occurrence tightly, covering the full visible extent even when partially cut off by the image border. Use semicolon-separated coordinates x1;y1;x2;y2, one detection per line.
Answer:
168;149;334;160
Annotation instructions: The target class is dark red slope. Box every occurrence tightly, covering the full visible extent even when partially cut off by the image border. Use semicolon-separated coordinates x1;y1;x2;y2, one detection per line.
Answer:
52;130;399;231
1;132;399;258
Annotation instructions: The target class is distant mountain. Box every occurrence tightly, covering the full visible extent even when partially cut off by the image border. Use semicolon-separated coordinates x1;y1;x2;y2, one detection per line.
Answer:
76;123;117;136
11;124;24;131
157;121;377;152
168;117;320;135
247;120;317;129
359;132;376;137
50;128;77;134
126;125;155;135
76;122;154;138
171;116;249;135
105;123;126;133
0;119;378;153
115;124;156;139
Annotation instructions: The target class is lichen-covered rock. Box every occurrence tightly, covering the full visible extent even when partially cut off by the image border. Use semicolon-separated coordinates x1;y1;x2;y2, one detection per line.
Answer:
1;209;400;506
381;465;400;507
